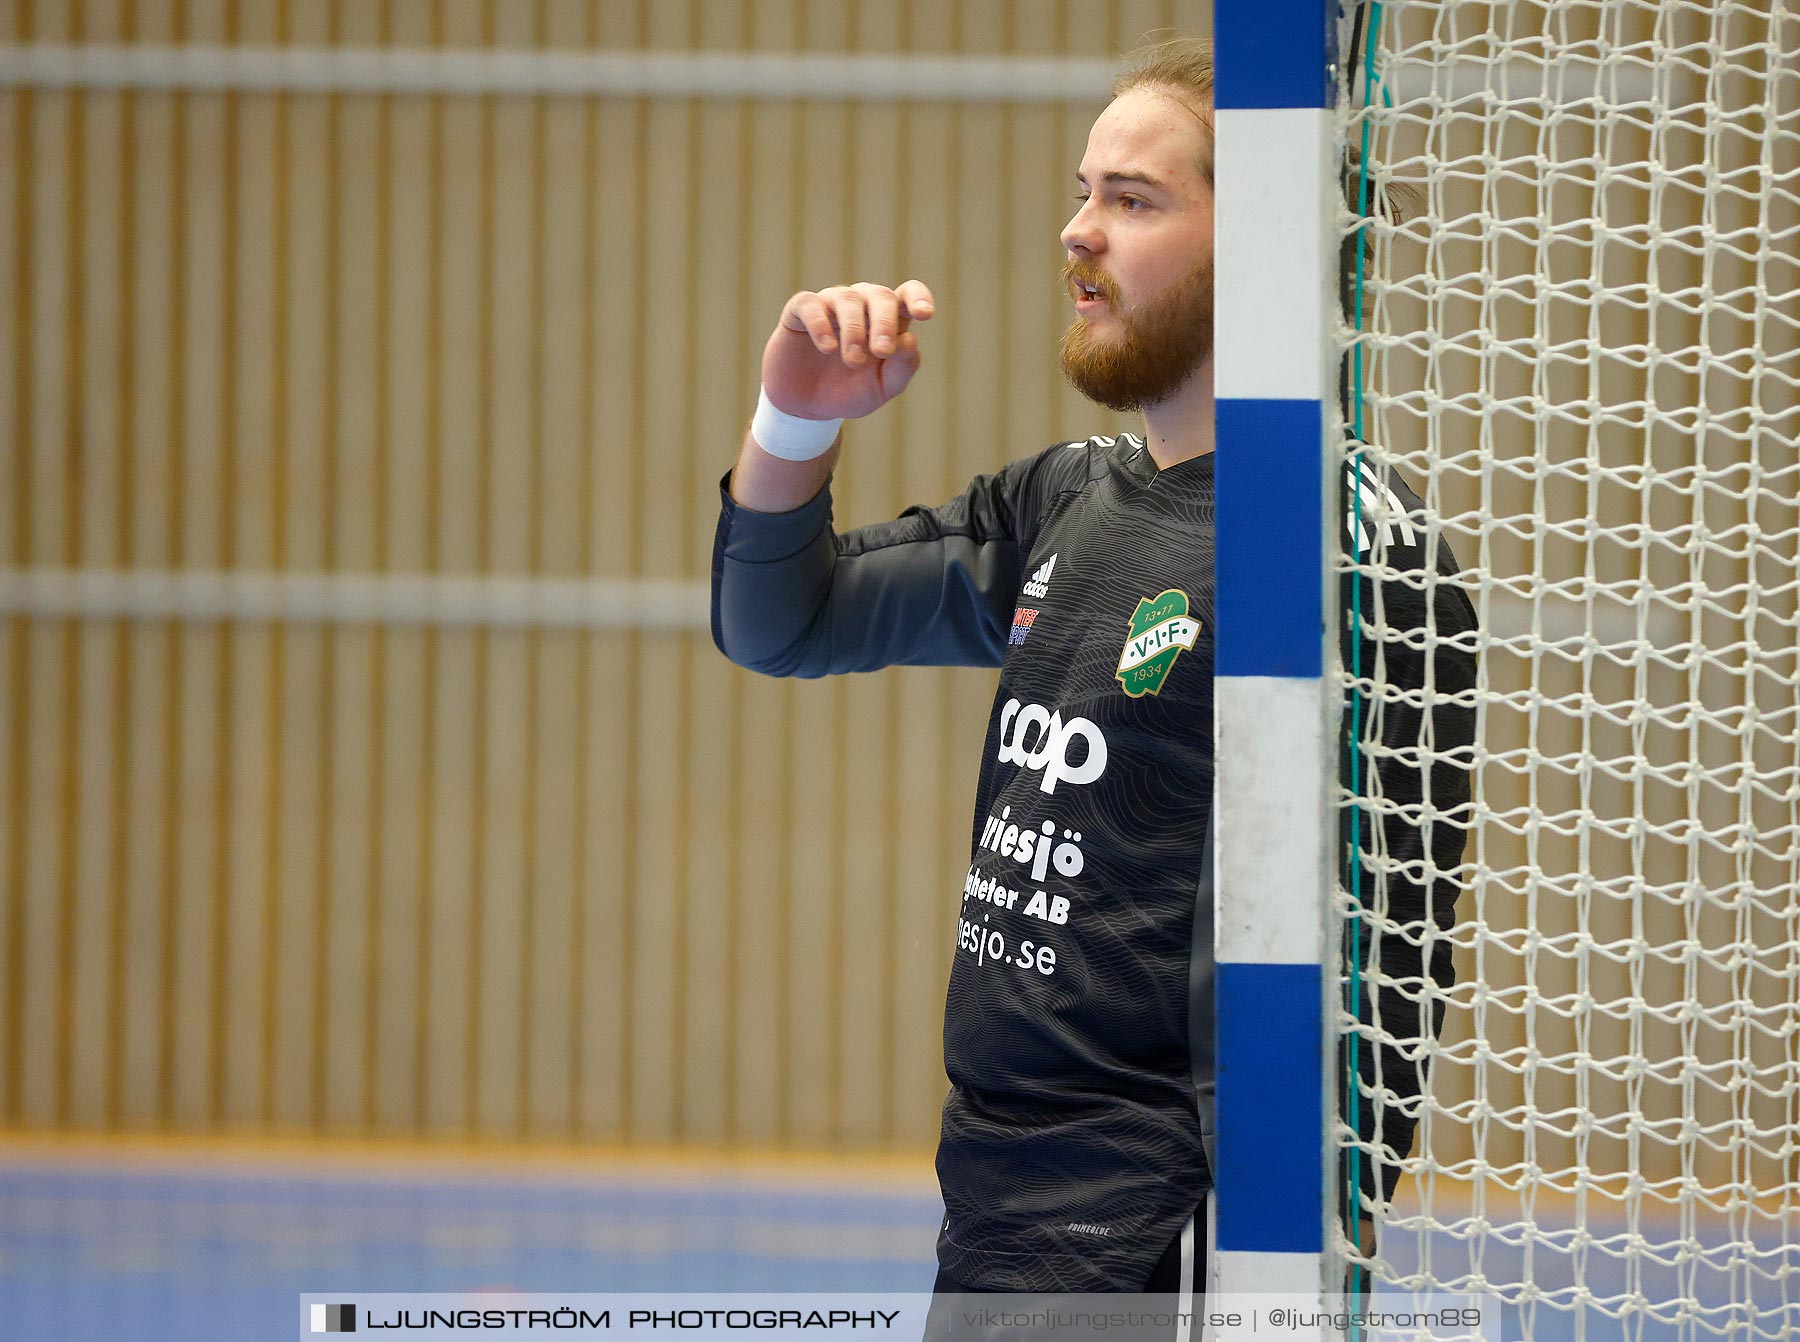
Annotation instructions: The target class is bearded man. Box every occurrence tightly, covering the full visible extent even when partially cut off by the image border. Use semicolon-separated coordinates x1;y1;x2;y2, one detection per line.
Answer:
710;37;1476;1317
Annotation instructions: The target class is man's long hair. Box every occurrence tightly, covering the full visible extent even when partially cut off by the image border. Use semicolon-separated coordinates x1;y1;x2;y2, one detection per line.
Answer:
1110;37;1215;187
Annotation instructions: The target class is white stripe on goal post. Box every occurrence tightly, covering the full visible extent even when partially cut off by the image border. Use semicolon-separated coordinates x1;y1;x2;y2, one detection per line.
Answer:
1210;1;1338;1332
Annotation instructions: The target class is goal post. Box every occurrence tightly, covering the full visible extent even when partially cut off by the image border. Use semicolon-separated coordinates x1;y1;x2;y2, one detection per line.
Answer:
1211;0;1342;1308
1219;1;1799;1336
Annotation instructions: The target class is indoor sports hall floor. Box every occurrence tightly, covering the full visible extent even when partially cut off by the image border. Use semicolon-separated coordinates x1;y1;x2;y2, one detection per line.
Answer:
0;1139;945;1340
0;1139;1785;1341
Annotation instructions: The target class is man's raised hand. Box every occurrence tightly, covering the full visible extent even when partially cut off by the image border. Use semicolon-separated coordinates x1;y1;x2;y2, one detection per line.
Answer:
762;280;936;423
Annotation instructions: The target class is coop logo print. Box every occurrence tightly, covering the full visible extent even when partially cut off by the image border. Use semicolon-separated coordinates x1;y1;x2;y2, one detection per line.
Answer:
1116;588;1202;698
996;697;1107;793
311;1302;356;1333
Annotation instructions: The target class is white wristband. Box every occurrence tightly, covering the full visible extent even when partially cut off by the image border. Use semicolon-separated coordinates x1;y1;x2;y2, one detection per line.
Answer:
751;386;844;462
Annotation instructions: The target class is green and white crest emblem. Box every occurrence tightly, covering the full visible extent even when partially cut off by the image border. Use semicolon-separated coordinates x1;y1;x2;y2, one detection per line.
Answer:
1116;588;1202;698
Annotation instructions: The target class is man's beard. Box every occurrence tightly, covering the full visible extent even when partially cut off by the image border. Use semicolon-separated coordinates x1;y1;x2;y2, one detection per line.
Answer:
1058;256;1214;413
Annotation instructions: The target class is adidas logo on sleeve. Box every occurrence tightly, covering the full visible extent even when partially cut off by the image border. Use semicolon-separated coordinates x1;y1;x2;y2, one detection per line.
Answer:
1021;554;1057;600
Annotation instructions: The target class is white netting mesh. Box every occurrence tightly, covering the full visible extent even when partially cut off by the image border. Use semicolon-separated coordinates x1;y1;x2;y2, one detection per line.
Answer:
1330;2;1800;1338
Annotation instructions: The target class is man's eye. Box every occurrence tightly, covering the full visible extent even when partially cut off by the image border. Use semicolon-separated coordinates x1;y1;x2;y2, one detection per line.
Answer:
1073;193;1148;211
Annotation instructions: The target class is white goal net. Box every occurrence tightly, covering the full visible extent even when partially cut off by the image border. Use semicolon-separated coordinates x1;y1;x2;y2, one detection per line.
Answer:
1331;2;1800;1338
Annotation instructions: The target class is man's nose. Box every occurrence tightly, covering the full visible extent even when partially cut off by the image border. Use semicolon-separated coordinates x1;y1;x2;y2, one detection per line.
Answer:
1061;201;1104;255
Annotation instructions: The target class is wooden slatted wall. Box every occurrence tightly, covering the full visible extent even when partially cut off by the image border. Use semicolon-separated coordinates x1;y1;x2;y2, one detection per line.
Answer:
0;0;1210;1148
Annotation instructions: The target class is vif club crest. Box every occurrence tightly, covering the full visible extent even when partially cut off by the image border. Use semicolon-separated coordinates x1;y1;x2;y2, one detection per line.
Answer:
1116;588;1202;698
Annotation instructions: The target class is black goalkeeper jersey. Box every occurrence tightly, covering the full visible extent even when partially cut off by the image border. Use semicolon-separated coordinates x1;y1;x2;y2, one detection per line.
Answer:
711;432;1477;1292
